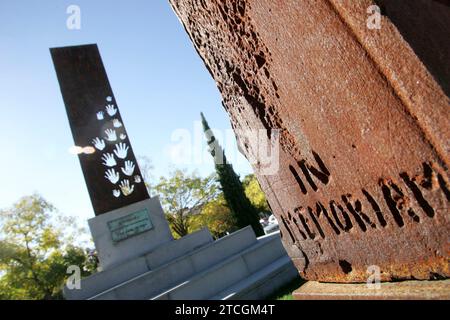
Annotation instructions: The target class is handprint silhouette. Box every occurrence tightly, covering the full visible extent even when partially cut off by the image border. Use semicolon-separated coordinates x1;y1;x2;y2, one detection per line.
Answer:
121;160;135;176
104;168;120;184
134;175;142;183
119;134;127;140
101;153;117;167
92;137;106;151
113;189;121;198
105;129;117;142
114;143;129;159
112;119;122;128
106;104;117;116
119;179;134;196
96;111;104;120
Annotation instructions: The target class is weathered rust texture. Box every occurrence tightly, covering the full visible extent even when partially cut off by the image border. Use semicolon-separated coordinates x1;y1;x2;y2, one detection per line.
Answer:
169;0;450;282
373;0;450;98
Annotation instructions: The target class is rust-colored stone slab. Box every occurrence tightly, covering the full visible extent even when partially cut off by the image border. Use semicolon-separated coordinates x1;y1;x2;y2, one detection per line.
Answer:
293;280;450;300
169;0;450;282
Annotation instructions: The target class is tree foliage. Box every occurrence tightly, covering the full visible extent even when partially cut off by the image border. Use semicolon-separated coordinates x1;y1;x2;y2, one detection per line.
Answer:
200;112;264;236
0;194;96;300
190;194;237;239
242;174;270;212
155;170;219;238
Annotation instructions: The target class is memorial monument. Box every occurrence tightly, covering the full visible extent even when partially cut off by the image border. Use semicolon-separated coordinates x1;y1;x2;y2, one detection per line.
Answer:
168;0;449;297
51;44;174;270
51;44;297;299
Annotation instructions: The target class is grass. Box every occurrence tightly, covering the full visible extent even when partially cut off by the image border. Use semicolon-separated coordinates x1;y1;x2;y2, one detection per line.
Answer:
266;276;305;300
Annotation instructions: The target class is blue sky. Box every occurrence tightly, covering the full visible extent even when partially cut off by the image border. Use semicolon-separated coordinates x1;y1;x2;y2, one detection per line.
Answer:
0;1;252;223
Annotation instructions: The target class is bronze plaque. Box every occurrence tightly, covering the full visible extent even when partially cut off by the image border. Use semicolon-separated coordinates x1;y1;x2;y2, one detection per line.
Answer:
108;209;153;243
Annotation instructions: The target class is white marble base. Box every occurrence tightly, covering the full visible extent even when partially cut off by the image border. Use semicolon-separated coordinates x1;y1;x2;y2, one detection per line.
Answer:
88;196;173;270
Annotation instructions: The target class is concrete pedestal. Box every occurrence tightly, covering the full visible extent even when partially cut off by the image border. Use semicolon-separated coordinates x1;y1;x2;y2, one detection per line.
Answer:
65;196;299;300
293;280;450;300
64;224;298;299
88;196;173;270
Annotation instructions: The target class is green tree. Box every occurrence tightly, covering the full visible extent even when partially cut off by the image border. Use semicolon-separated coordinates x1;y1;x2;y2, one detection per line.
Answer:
155;170;219;239
200;112;264;236
190;194;237;239
0;194;96;300
242;174;270;212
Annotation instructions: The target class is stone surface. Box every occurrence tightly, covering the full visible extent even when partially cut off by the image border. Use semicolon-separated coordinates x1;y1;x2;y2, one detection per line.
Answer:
79;227;298;301
144;227;213;270
211;255;298;300
88;196;173;270
151;232;295;300
168;0;450;282
63;228;213;300
293;279;450;300
90;226;258;299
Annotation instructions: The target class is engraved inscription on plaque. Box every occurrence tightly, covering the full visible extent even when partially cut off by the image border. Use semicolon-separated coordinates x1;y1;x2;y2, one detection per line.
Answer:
107;209;153;243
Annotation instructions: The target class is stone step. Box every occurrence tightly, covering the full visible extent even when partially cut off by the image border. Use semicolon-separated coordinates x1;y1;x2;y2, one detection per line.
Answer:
89;226;257;300
64;228;213;300
211;255;298;300
150;232;287;300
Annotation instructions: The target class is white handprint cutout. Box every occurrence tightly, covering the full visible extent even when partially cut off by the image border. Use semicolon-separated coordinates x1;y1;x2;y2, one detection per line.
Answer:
134;175;142;183
114;143;129;159
106;96;113;102
96;111;104;120
92;137;105;151
101;153;116;167
106;104;117;116
104;129;117;142
113;189;121;198
112;119;122;128
119;179;134;196
121;160;135;176
119;134;127;140
105;168;120;184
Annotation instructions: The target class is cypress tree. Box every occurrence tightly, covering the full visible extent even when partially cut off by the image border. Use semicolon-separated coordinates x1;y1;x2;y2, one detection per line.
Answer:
201;112;264;236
